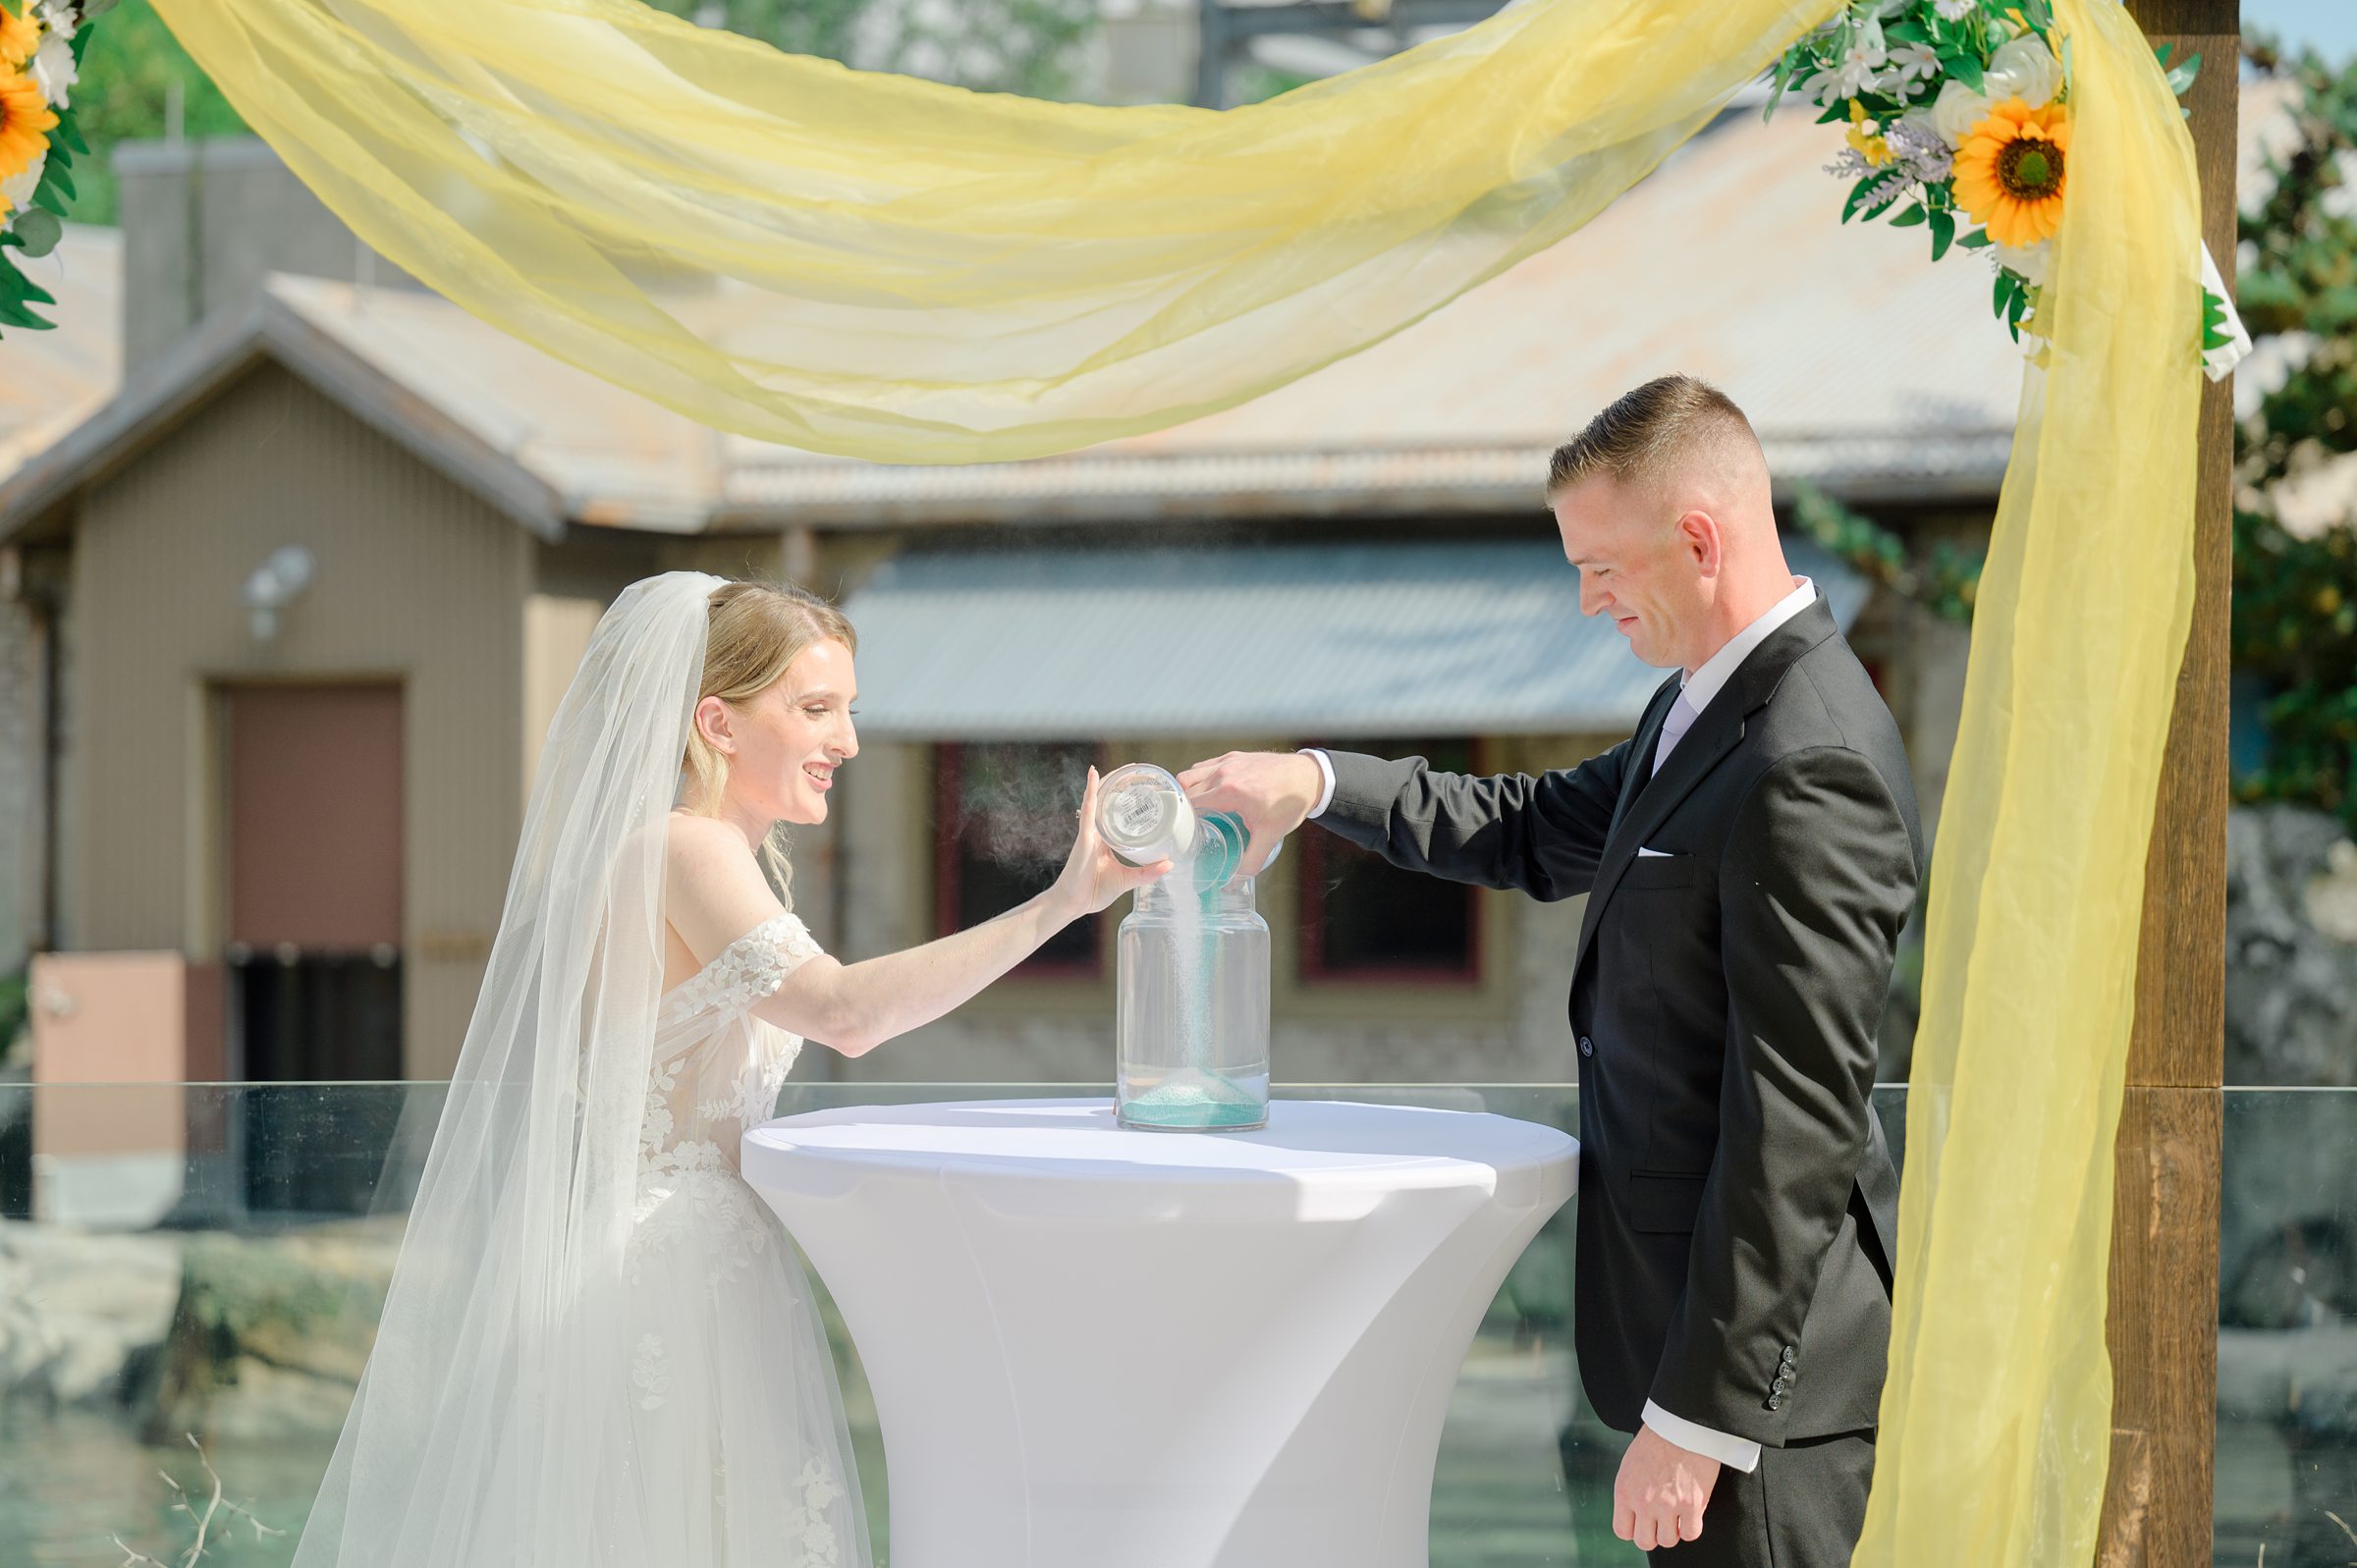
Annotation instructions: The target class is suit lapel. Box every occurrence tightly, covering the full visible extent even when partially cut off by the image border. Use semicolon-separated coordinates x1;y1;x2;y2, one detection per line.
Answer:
1610;677;1683;843
1571;599;1843;986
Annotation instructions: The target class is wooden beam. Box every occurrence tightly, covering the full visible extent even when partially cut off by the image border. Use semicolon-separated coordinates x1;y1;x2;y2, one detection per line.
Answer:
2107;3;2236;1565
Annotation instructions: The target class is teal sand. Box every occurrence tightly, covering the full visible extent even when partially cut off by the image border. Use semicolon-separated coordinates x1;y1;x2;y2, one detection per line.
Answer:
1119;1073;1267;1131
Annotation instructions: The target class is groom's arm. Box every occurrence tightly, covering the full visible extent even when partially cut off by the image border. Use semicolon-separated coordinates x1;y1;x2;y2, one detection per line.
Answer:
1647;745;1916;1443
1309;742;1632;902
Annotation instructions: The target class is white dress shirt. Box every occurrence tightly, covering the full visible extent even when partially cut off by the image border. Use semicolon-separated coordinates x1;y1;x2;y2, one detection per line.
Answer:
1303;576;1820;1474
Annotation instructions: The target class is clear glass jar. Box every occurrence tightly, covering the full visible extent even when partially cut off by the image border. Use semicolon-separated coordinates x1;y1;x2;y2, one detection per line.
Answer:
1115;874;1270;1132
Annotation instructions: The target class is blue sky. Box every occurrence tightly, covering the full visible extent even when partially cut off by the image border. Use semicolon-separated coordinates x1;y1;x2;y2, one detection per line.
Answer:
2246;0;2357;60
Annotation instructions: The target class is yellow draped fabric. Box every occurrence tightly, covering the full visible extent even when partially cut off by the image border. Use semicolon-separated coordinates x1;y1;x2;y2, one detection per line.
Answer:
1853;2;2203;1564
146;0;1836;462
148;0;2210;1562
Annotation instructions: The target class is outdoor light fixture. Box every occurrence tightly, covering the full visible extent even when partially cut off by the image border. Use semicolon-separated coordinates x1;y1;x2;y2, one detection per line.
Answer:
241;545;316;642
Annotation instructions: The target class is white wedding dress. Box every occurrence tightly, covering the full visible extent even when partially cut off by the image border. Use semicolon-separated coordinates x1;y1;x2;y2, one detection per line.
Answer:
625;911;871;1568
292;575;873;1568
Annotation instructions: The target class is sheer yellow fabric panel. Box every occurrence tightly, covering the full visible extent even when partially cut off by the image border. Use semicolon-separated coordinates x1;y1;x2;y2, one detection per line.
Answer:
1853;2;2202;1564
148;0;1836;462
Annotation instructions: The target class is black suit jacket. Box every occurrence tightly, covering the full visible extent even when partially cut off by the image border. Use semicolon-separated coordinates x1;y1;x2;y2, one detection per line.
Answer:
1319;597;1921;1446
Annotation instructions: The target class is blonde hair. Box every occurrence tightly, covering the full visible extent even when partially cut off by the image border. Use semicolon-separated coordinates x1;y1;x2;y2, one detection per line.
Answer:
684;580;858;901
1545;374;1760;497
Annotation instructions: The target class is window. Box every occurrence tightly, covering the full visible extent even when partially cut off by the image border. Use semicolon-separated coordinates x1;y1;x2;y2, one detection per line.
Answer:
935;741;1103;976
1298;737;1482;983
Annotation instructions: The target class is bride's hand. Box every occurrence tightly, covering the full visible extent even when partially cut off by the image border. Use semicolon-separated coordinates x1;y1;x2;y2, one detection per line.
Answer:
1051;767;1172;919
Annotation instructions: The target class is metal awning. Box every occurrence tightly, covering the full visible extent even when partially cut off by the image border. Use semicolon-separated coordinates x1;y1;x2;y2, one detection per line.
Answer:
841;538;1867;740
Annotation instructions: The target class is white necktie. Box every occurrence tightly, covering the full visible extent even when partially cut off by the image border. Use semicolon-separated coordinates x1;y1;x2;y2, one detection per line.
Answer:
1651;690;1700;779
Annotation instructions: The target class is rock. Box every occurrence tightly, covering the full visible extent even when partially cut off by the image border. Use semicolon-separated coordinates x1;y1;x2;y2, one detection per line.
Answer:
140;1218;401;1444
0;1219;182;1407
2224;802;2357;1088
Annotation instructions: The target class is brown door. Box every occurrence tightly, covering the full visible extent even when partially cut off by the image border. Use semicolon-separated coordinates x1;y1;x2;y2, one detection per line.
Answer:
223;683;405;1088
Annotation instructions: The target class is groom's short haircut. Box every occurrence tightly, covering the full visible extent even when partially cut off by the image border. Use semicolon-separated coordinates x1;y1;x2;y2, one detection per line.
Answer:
1546;374;1761;497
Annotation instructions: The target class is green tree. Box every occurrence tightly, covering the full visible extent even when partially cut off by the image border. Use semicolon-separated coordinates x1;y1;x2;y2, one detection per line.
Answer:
58;0;247;225
64;0;1099;230
1797;35;2357;830
2231;35;2357;821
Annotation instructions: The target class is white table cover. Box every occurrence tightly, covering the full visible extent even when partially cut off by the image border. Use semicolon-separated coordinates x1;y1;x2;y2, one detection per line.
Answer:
743;1098;1576;1568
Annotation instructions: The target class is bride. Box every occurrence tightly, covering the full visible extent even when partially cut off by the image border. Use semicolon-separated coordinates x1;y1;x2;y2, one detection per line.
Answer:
291;572;1167;1568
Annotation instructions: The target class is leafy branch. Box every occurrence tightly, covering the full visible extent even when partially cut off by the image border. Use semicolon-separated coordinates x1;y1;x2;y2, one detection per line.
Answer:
1788;481;1984;625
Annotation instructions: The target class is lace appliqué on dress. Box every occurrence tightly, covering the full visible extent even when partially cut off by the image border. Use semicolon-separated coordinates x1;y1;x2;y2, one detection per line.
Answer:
631;1332;672;1410
786;1456;850;1567
659;913;821;1028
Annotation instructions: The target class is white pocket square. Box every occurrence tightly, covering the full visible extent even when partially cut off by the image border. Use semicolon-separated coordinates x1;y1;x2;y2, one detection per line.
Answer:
1635;847;1672;858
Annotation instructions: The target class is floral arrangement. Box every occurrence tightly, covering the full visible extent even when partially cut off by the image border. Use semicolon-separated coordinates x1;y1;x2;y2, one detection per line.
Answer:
0;0;103;337
1768;0;2234;364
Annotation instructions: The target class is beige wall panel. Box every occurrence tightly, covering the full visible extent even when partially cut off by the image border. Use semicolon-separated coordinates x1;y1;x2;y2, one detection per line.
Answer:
521;592;607;807
67;362;526;1080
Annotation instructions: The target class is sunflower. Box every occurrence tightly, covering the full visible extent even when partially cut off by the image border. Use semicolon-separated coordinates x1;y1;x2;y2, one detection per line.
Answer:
0;8;36;70
1952;97;2070;249
0;69;56;199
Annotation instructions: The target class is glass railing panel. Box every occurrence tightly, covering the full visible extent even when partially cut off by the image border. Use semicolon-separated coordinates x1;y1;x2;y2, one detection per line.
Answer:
0;1082;2344;1567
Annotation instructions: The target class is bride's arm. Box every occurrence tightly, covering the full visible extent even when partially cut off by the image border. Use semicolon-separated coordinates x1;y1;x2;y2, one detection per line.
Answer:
666;767;1168;1057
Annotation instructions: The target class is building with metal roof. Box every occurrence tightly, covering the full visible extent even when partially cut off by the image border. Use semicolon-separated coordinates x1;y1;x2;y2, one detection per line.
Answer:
0;96;2059;1089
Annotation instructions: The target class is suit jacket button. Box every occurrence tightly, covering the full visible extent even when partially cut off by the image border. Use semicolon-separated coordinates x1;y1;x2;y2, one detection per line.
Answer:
1578;1036;1594;1057
1780;1347;1797;1366
1766;1392;1783;1410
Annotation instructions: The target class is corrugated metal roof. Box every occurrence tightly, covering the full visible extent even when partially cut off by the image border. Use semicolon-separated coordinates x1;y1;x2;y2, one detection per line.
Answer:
841;536;1865;739
7;82;2295;525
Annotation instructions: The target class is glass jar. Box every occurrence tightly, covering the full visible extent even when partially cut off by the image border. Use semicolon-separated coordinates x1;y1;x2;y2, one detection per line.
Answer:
1094;762;1274;1132
1115;874;1270;1132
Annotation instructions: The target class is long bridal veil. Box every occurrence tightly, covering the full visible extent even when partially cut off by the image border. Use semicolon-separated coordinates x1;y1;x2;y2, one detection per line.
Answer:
293;571;724;1566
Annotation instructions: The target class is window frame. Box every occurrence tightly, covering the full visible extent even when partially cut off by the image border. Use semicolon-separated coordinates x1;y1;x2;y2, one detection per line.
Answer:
1293;735;1488;988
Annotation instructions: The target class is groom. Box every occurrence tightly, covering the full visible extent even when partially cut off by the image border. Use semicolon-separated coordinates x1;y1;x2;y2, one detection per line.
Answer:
1181;375;1920;1565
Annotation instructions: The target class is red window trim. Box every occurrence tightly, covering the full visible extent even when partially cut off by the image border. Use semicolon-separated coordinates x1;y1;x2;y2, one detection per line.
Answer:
1295;736;1486;987
933;740;1105;981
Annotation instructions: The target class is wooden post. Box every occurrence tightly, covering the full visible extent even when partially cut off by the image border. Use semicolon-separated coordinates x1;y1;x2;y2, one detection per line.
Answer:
2105;4;2236;1565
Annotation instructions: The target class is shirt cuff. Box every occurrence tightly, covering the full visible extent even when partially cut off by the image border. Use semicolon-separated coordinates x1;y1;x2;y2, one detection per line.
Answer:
1641;1400;1763;1475
1298;748;1337;820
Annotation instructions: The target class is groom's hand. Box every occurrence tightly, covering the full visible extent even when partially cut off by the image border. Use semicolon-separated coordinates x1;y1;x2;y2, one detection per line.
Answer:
1177;751;1322;876
1614;1426;1719;1550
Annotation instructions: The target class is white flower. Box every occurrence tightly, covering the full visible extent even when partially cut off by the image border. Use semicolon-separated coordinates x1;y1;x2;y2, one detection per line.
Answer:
1934;0;1977;19
1930;79;1995;147
1994;238;2053;287
1;150;43;218
1888;41;1942;92
1803;18;1890;104
30;27;76;108
630;1333;671;1410
1982;33;2062;109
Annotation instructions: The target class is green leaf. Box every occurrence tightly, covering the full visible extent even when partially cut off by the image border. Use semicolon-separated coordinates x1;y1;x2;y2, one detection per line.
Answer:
1885;19;1929;45
1766;51;1800;121
1993;270;2020;320
1817;97;1852;126
10;207;59;259
2166;51;2203;98
1943;52;1985;93
1958;227;1995;250
0;259;56;306
52;110;85;158
34;157;74;204
1891;202;1929;229
1841;173;1882;224
1929;207;1957;261
0;295;55;330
